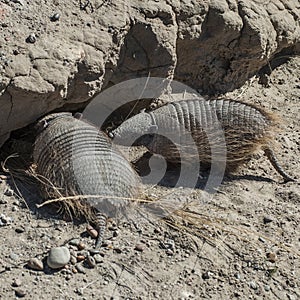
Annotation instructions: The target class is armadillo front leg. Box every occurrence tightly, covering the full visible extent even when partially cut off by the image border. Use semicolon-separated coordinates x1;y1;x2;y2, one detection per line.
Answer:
94;213;107;248
263;147;295;182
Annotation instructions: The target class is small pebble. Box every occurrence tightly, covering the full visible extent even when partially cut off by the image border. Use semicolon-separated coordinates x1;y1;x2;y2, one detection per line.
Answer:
15;289;26;298
113;248;122;254
10;253;19;261
27;258;44;271
15;227;25;233
76;288;84;295
75;264;86;274
86;225;98;239
12;279;22;287
113;230;119;237
249;281;258;290
77;242;86;250
166;249;174;256
93;254;103;263
26;34;36;44
134;244;145;252
88;249;100;255
267;252;277;263
76;255;85;262
50;13;60;22
13;49;20;55
164;239;175;250
264;285;271;292
0;198;7;204
47;247;70;269
86;255;96;268
202;271;211;280
4;188;14;196
69;239;80;246
11;0;25;5
70;256;77;265
263;216;273;224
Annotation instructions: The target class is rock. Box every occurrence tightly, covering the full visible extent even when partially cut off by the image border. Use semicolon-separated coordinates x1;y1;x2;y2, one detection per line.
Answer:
249;281;258;290
202;271;211;280
160;239;175;250
88;249;100;255
70;256;77;265
264;285;271;292
15;227;25;233
50;13;60;22
4;188;14;196
27;258;44;271
263;216;274;224
86;225;98;239
15;288;26;298
77;242;86;250
258;237;266;243
86;256;96;268
134;244;145;252
69;239;80;247
76;255;85;262
93;254;103;264
1;1;299;147
267;252;277;263
47;247;70;269
166;249;174;256
75;264;86;274
0;214;13;225
12;279;22;287
26;33;36;44
9;252;19;261
113;248;122;254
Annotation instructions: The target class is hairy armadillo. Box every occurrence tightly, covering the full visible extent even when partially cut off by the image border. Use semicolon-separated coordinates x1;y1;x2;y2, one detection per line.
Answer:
110;98;294;182
34;112;141;247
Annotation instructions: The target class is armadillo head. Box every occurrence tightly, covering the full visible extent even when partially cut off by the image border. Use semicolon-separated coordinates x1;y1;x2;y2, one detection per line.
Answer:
110;112;158;147
35;112;73;133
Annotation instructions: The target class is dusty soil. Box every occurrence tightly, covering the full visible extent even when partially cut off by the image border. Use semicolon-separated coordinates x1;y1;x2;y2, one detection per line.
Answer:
0;56;299;299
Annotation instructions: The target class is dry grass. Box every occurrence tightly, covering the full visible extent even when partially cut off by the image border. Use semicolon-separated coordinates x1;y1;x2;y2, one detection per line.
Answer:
2;152;298;258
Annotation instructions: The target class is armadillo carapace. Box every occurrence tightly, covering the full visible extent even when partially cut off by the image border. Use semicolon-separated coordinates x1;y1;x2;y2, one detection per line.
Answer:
111;98;294;182
34;112;140;247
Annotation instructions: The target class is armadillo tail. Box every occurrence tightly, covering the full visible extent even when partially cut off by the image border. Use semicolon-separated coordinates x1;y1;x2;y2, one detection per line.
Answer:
263;146;295;183
94;212;107;249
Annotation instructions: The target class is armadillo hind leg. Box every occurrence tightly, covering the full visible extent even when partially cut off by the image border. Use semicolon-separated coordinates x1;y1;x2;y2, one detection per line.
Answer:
263;147;295;182
94;213;107;249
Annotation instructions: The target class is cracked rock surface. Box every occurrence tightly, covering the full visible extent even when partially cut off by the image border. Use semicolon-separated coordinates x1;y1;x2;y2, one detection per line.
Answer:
0;0;300;145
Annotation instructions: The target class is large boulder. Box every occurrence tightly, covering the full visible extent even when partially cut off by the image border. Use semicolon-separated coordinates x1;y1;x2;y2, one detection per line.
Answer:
0;0;299;147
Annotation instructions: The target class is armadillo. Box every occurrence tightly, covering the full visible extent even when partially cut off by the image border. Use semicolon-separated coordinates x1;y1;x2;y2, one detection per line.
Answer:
33;112;141;248
110;98;295;182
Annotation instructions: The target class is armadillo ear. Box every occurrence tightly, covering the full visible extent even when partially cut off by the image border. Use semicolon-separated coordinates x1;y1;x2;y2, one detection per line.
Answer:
74;112;83;119
35;119;48;133
148;125;158;133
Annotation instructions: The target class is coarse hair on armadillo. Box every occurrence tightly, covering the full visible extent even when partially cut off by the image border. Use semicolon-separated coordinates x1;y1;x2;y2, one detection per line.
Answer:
33;112;141;246
111;98;294;182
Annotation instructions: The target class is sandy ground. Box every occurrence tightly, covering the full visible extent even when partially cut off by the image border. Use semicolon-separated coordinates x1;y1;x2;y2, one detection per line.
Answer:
0;57;299;299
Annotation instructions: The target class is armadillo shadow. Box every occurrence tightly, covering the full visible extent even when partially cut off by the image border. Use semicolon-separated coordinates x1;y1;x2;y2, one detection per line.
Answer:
133;151;274;190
